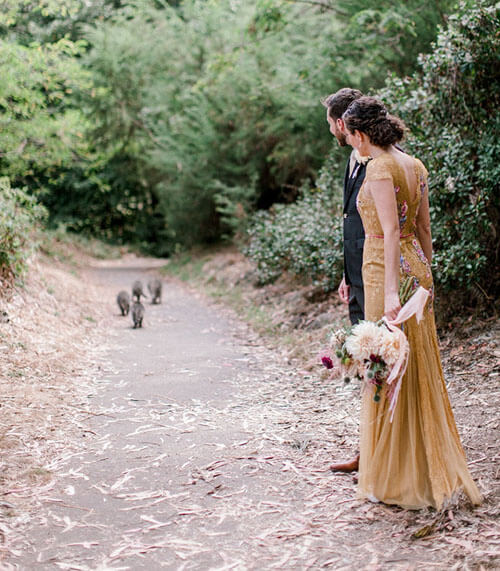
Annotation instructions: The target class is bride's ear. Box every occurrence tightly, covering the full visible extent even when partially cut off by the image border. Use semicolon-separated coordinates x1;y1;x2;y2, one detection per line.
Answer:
355;130;367;145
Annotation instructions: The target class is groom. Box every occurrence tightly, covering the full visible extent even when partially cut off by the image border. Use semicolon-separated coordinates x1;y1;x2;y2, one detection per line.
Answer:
323;88;366;325
323;88;366;472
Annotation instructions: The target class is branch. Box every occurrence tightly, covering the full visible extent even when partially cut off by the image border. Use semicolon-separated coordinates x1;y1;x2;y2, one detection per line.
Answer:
282;0;348;16
131;117;169;150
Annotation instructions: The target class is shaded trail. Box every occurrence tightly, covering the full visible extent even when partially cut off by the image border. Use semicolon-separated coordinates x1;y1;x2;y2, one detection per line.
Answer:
10;258;495;570
13;259;328;569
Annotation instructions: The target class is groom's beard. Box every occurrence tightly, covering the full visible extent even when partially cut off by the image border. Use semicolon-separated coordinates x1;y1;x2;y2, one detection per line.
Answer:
336;133;347;146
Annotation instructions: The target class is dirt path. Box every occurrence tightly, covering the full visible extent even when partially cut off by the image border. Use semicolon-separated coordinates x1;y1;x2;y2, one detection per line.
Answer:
5;258;499;570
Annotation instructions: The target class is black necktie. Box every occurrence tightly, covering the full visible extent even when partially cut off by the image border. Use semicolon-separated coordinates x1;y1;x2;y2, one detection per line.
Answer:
350;162;360;180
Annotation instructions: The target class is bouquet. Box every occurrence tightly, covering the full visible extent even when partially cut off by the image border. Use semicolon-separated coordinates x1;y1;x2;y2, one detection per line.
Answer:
321;278;430;421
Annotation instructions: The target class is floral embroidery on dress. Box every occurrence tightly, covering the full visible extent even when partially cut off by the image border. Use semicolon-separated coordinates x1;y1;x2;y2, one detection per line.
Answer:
412;239;429;266
400;255;411;275
398;200;408;231
394;185;400;194
427;285;435;313
414;169;426;222
419;173;426;195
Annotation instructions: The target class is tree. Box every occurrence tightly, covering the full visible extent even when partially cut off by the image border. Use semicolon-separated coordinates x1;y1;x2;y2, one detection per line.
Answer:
381;0;499;303
0;0;461;252
0;35;90;191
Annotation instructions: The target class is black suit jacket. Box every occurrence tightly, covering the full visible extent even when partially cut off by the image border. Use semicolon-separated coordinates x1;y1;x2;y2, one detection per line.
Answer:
343;157;366;289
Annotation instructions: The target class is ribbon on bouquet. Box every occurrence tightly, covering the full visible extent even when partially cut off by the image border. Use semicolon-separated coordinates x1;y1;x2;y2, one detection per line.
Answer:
382;286;430;422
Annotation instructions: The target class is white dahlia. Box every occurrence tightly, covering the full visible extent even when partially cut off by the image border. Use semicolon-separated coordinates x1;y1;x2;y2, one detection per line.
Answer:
377;329;402;365
345;321;382;361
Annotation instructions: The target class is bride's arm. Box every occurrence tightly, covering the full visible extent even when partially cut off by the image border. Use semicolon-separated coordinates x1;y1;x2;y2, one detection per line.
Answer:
416;189;433;264
367;179;401;320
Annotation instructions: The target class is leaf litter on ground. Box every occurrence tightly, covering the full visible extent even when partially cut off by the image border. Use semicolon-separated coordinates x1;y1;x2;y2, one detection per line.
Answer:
0;246;498;569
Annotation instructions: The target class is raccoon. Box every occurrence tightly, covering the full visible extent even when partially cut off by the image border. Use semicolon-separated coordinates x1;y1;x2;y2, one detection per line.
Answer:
132;280;147;301
147;278;162;304
116;290;130;316
131;300;145;329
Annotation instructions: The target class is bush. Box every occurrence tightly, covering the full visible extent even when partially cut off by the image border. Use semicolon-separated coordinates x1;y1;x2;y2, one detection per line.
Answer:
244;186;344;290
80;0;453;251
0;178;47;284
381;1;500;304
0;37;90;188
246;1;499;308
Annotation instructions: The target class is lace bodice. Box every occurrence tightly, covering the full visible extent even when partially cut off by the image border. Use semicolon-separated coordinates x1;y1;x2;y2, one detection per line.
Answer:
356;152;433;321
356;152;428;238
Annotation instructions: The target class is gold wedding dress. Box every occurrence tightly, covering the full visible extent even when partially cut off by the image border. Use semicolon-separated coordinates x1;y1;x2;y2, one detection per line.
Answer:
356;152;481;510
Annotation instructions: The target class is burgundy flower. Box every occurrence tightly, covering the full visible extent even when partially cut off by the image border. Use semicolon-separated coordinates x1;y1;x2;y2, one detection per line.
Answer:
322;356;334;369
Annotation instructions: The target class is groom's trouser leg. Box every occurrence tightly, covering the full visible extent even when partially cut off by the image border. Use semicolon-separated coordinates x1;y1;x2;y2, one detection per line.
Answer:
349;285;365;325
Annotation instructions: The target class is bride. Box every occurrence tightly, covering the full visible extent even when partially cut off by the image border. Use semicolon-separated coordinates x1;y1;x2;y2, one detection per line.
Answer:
341;96;481;509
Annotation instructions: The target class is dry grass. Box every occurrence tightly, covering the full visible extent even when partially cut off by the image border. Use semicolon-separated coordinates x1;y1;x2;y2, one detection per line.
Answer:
0;244;498;568
0;252;112;559
163;246;500;568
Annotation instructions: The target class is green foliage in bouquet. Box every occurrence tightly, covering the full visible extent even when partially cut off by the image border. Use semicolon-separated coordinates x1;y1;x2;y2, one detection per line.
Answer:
399;275;418;306
0;178;47;283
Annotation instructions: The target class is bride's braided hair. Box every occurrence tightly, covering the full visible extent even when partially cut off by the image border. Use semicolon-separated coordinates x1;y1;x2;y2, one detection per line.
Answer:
342;96;405;147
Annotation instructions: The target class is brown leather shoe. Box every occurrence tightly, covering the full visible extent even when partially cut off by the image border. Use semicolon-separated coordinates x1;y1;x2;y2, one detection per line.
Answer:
330;454;360;473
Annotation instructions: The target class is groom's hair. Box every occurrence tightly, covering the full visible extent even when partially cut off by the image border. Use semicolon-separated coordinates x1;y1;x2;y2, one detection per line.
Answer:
322;88;363;120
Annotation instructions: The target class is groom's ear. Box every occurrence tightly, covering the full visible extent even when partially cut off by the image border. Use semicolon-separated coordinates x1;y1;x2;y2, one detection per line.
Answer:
336;118;345;132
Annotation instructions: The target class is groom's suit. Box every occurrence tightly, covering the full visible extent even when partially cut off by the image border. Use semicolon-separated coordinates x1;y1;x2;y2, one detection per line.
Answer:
343;153;367;325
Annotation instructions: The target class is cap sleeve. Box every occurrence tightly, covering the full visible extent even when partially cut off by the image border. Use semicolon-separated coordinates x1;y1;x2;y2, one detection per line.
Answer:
365;154;394;183
414;157;429;179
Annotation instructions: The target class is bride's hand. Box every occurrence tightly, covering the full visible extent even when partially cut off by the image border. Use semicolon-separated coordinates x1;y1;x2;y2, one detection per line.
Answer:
384;292;401;321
